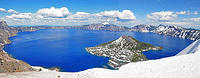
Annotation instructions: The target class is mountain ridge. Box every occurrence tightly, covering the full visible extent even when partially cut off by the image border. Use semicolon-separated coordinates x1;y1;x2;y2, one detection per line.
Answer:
1;20;199;40
130;24;200;40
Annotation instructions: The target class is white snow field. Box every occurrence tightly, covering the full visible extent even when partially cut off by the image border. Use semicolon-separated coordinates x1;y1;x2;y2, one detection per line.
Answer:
0;40;199;78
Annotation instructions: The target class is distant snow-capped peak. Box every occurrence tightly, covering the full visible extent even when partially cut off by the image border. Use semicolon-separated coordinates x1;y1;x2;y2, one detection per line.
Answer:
102;22;110;25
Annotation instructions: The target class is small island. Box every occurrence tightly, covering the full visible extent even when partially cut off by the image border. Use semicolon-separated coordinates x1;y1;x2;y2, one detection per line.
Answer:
86;36;162;69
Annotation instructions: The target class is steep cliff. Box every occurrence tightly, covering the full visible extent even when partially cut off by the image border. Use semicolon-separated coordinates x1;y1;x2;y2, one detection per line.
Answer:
0;21;33;73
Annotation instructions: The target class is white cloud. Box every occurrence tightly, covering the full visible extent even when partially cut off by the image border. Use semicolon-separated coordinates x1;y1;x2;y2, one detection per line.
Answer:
2;7;137;26
176;11;199;15
96;10;136;20
7;9;19;14
157;17;200;28
176;11;188;15
161;21;191;26
0;8;7;12
67;12;91;20
190;18;200;22
0;8;19;14
36;7;69;18
146;11;200;28
2;7;199;28
76;12;90;15
147;11;177;22
182;17;200;22
6;13;32;19
194;11;198;15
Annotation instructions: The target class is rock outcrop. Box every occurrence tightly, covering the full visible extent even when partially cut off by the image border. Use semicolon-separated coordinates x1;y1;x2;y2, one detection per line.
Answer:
0;21;33;73
71;23;129;31
0;50;33;73
86;36;162;69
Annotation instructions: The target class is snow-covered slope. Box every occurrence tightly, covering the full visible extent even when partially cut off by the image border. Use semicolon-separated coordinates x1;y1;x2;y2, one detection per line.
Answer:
177;40;200;55
0;41;199;78
130;25;200;40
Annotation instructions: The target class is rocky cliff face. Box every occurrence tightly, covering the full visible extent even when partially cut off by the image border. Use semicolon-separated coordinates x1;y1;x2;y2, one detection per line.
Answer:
86;36;162;69
72;23;128;31
0;21;8;28
154;26;200;40
69;23;200;40
0;50;33;73
3;22;199;40
130;24;200;40
0;21;14;50
73;24;200;40
129;24;157;32
0;21;33;73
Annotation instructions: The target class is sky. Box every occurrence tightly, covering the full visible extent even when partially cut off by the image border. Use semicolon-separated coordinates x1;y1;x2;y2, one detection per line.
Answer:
0;0;200;29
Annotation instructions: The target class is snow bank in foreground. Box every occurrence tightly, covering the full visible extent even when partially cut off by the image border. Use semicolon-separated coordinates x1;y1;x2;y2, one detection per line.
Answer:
0;41;199;78
1;51;199;78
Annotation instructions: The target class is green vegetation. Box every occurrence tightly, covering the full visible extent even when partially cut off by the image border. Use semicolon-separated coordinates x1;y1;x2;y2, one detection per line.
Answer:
130;42;153;51
131;53;147;62
93;36;163;63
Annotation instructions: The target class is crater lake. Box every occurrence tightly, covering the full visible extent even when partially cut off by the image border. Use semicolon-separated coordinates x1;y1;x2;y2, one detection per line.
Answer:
4;29;194;72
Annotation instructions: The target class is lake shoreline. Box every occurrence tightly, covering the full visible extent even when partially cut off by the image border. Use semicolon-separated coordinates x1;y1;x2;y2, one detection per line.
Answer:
4;29;194;72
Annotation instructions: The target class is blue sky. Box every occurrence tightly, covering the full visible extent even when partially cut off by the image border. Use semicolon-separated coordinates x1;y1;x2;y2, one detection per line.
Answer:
0;0;200;29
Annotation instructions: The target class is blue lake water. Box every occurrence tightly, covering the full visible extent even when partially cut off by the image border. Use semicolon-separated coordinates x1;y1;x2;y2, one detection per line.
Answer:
4;29;194;72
